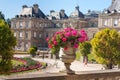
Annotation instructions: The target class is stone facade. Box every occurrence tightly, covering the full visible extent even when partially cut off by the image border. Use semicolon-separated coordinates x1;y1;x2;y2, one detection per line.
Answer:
11;18;54;51
11;4;98;51
98;0;120;31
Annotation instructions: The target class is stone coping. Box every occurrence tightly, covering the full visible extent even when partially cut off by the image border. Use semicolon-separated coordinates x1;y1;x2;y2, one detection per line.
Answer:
1;69;120;80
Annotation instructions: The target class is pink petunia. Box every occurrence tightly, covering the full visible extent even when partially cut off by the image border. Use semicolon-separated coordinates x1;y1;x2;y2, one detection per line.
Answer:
65;32;71;37
53;41;58;45
74;44;79;48
78;37;85;42
55;32;60;34
64;46;68;50
72;30;77;36
80;29;85;33
48;44;53;48
62;37;67;42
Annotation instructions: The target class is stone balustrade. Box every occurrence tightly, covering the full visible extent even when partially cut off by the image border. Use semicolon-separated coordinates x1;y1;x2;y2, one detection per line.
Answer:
3;69;120;80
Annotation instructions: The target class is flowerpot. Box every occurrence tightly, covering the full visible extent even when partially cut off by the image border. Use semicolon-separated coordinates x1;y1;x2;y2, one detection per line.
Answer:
61;44;76;74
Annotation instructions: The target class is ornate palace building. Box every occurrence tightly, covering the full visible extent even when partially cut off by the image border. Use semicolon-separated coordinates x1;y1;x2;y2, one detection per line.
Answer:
98;0;120;30
11;4;100;51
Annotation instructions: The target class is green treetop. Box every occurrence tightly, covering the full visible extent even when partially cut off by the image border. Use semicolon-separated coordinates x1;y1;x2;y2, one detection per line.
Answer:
91;28;120;69
0;19;16;74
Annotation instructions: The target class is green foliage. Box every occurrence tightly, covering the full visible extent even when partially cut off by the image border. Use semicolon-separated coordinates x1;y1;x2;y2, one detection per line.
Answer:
0;11;5;20
31;46;37;51
79;41;91;56
29;48;36;54
0;19;16;74
28;47;37;57
76;51;95;62
76;51;82;60
91;28;120;66
22;57;38;66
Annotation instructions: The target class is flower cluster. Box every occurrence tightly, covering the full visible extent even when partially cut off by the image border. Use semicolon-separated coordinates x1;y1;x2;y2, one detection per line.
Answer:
10;57;42;73
46;28;88;54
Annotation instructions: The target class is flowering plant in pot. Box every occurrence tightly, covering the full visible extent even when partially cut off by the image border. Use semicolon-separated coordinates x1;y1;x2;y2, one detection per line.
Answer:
46;27;88;54
46;27;88;74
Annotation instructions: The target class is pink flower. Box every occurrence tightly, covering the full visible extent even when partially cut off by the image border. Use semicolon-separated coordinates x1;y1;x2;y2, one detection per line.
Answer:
53;41;58;45
64;28;71;31
60;34;63;39
47;28;88;53
52;37;56;41
72;30;77;36
62;37;67;42
55;32;59;34
64;47;68;50
80;29;85;33
78;37;85;42
74;44;79;48
48;44;53;48
65;32;71;37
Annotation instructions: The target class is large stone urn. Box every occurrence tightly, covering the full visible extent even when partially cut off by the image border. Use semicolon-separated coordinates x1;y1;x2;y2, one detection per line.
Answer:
61;43;76;74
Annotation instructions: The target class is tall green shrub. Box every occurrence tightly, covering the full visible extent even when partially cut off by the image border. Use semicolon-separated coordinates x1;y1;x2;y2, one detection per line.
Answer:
28;47;36;57
79;41;91;63
0;19;16;74
91;28;120;69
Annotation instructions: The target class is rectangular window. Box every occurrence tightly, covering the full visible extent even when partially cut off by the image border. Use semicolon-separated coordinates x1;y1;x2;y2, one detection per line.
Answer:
39;34;42;38
34;32;37;37
26;21;29;28
114;20;118;26
25;32;28;38
19;21;23;28
25;43;28;49
19;32;22;37
14;32;16;37
12;22;16;28
104;20;107;26
46;33;48;37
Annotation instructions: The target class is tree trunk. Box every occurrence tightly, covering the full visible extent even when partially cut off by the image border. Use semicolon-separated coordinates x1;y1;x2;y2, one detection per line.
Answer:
83;56;88;64
106;63;113;69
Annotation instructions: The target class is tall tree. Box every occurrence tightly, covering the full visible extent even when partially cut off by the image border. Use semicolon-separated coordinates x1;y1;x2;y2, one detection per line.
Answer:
91;28;120;69
0;11;5;20
0;19;16;74
6;18;11;27
79;41;91;64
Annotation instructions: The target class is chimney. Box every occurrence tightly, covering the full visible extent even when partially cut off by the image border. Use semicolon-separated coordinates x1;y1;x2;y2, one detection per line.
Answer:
22;5;28;9
75;6;79;11
33;4;39;13
33;4;39;8
60;9;65;14
50;10;55;13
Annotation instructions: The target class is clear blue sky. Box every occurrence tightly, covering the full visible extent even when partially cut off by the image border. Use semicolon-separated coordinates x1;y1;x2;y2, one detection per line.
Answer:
0;0;111;19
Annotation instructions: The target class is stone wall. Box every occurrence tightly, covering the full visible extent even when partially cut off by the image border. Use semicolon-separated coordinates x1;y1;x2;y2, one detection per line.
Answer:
5;70;120;80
